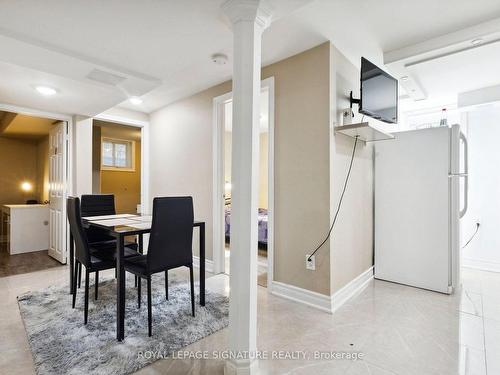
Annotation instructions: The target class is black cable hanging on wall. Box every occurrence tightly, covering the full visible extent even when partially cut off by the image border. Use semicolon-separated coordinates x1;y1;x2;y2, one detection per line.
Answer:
307;135;359;262
462;222;480;249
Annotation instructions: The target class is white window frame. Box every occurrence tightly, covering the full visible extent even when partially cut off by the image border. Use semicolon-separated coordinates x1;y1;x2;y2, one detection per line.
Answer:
101;137;136;171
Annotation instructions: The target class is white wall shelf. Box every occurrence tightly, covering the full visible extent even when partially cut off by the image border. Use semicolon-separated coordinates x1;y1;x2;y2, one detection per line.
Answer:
335;122;394;142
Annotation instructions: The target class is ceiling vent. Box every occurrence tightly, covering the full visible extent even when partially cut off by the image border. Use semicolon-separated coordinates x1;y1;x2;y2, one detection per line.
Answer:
86;69;126;86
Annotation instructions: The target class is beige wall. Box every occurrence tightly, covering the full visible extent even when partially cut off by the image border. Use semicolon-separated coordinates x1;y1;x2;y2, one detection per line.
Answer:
329;44;374;293
261;43;332;294
258;132;268;209
0;137;38;206
149;43;332;293
149;42;375;297
93;122;142;214
36;136;50;203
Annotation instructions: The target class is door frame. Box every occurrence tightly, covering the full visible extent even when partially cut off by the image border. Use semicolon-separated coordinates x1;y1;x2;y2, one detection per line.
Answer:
0;102;73;264
212;77;275;289
93;112;151;215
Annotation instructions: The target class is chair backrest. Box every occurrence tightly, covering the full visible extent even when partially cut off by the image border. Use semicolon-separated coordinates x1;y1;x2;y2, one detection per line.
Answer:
80;194;116;244
147;197;194;273
26;199;39;205
80;194;116;217
66;197;91;267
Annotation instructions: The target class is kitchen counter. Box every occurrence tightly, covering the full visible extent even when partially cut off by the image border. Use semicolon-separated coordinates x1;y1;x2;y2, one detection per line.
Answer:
1;204;49;254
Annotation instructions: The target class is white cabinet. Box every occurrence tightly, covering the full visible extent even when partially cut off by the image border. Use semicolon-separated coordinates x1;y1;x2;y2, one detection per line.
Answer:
1;205;49;254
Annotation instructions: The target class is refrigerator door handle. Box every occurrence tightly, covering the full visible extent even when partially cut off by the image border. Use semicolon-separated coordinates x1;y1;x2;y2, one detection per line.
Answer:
460;132;468;175
459;132;469;218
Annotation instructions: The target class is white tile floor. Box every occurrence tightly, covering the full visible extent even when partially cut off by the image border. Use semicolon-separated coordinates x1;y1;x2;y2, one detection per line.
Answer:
224;248;268;287
0;264;499;374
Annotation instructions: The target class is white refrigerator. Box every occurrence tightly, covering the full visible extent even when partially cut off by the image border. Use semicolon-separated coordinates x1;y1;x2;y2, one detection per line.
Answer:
374;125;468;294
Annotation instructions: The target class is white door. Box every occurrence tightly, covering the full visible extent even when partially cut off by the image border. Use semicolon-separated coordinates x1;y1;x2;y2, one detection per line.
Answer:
48;122;67;263
374;127;452;293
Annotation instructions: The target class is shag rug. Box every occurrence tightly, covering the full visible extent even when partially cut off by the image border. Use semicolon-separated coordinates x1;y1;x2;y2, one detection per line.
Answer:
17;273;229;375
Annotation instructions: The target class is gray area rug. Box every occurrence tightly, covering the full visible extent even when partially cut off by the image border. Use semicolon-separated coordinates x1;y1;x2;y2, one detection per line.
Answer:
17;273;229;375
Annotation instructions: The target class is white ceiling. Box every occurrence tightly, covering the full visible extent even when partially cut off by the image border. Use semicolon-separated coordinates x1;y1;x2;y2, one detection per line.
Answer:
0;0;500;116
359;0;500;53
386;15;500;113
408;42;500;103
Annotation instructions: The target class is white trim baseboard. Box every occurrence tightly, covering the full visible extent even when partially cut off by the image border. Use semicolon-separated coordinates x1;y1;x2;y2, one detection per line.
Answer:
332;266;374;312
462;257;500;273
270;281;333;313
192;255;214;274
270;266;374;313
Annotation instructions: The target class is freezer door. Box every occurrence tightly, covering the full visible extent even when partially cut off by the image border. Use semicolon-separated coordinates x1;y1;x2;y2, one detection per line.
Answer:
375;127;451;294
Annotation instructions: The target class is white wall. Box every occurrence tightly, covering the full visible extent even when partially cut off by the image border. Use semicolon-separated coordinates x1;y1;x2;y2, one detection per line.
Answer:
462;107;500;272
73;116;93;196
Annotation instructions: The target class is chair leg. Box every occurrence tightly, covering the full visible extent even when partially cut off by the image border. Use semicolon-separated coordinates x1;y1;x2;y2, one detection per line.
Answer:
147;276;152;337
135;275;137;288
189;265;195;317
165;270;168;300
72;261;78;308
72;260;77;295
137;277;141;308
78;263;82;289
95;271;99;300
74;261;78;291
84;269;89;325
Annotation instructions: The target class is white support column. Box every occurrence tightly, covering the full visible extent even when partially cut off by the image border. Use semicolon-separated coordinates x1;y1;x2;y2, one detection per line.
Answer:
222;1;271;374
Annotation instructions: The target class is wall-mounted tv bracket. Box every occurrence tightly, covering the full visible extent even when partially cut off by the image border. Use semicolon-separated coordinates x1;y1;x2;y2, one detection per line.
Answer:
349;91;360;116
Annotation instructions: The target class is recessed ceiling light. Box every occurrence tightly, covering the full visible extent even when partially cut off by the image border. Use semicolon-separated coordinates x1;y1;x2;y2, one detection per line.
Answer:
471;38;484;46
129;96;143;105
400;76;409;82
35;86;57;96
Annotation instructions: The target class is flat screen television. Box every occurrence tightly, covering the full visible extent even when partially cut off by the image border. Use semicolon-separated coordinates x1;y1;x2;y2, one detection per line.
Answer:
359;57;398;124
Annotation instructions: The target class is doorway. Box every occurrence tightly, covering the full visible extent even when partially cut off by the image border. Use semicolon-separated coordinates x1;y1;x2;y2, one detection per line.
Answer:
91;120;142;215
0;108;69;273
213;77;275;288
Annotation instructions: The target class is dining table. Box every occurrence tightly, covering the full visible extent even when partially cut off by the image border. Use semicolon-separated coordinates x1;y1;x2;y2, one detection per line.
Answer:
69;213;205;341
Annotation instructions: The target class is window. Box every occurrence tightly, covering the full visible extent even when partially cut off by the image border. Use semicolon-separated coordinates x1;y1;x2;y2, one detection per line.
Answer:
101;138;135;171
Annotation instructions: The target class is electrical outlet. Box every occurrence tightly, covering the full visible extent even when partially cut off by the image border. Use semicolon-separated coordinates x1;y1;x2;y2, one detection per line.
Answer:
306;255;316;270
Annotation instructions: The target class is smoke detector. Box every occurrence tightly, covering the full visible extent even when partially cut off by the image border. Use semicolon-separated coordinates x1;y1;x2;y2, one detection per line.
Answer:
211;53;228;65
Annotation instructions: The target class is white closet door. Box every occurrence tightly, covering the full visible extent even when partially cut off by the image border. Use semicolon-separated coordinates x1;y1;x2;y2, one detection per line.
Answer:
48;121;67;263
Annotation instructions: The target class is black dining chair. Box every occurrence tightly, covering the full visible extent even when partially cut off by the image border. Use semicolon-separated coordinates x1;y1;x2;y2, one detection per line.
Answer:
77;194;139;288
124;196;195;337
67;197;141;323
80;194;118;245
